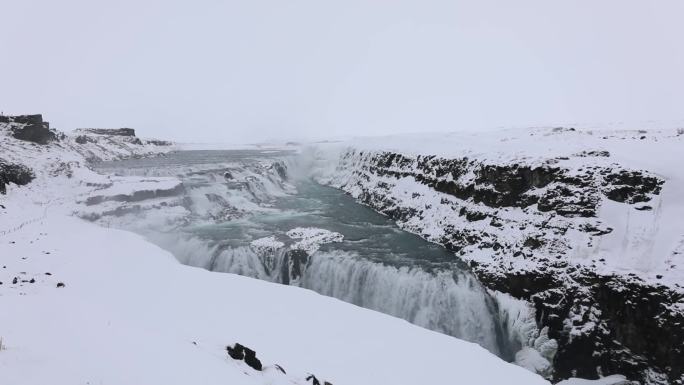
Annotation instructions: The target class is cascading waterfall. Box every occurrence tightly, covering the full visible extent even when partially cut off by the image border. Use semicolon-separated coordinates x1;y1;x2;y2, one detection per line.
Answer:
91;149;545;368
150;232;521;360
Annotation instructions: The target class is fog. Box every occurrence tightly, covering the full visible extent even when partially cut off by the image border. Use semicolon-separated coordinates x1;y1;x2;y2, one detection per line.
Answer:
1;0;683;143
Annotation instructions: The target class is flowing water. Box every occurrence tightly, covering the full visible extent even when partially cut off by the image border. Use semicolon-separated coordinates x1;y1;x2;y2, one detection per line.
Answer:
93;149;529;361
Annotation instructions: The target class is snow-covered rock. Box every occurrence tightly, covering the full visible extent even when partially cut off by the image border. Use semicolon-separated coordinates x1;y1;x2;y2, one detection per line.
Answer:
287;227;344;254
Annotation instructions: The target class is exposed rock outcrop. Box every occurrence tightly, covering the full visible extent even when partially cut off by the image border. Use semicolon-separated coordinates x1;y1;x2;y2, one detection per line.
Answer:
2;114;58;144
0;160;34;194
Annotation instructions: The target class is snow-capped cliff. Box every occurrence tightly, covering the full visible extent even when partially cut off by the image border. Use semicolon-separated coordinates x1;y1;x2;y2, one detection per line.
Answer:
307;126;684;384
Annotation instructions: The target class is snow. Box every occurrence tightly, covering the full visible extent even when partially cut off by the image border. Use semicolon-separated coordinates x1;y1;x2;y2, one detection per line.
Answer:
250;236;286;253
286;227;344;254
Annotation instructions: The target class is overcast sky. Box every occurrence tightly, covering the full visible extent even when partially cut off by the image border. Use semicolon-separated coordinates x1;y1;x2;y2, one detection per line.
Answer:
2;0;683;143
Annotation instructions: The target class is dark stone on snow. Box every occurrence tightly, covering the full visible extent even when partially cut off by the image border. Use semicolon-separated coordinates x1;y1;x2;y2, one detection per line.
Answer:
226;343;262;371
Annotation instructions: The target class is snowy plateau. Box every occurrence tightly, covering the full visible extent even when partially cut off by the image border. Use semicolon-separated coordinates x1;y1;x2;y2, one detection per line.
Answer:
0;114;681;385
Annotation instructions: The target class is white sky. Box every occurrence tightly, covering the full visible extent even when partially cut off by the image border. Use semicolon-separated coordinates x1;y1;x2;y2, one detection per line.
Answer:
1;0;683;143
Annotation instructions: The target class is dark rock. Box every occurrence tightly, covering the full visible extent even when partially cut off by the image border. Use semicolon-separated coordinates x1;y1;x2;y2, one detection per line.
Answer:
603;170;663;204
463;208;488;222
11;114;43;125
10;116;57;144
575;150;610;157
226;344;244;360
56;282;65;288
226;343;262;371
306;374;321;385
523;237;543;249
635;205;652;211
272;162;288;180
0;161;34;194
281;249;309;284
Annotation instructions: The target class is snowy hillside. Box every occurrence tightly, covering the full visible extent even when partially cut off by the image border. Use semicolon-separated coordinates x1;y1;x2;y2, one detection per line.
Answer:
1;116;555;384
307;126;684;384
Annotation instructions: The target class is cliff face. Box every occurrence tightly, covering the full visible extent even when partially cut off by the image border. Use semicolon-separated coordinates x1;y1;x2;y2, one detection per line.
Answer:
0;114;59;144
312;127;684;384
0;114;175;197
70;128;174;161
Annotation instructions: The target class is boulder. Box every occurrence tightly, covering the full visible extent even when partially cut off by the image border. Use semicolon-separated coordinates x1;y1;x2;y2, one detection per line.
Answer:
226;343;262;371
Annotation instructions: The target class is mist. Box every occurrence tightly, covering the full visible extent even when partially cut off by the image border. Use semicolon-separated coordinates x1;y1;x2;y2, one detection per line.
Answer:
2;0;683;143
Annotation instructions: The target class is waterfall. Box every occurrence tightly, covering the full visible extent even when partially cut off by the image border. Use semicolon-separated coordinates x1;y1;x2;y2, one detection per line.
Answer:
152;234;520;360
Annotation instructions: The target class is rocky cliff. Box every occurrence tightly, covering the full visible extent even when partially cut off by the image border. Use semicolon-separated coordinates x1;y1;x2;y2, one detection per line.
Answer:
312;127;684;384
0;114;59;144
0;114;175;196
